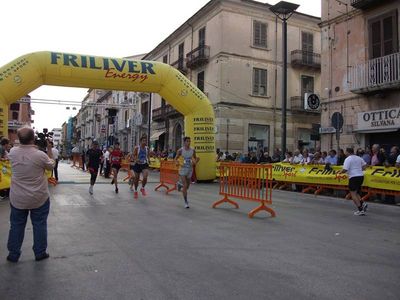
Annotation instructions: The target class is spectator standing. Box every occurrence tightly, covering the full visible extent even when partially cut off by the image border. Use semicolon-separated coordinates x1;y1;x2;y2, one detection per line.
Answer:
271;148;281;163
362;147;371;165
337;149;346;166
0;138;10;159
301;149;311;164
50;142;59;181
292;150;303;164
326;150;338;166
386;146;399;167
371;144;385;166
6;127;55;262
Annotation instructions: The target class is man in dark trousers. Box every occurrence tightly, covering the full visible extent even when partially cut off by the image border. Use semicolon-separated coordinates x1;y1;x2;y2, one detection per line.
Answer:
6;127;55;262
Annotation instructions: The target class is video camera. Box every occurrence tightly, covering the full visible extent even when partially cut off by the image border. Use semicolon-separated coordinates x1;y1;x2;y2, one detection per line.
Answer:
35;128;54;150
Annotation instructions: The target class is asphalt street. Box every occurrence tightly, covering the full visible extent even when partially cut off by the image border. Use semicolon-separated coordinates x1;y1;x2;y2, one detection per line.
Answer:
0;162;399;300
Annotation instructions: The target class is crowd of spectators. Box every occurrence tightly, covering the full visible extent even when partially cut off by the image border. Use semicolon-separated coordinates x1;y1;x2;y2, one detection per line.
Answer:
213;144;400;168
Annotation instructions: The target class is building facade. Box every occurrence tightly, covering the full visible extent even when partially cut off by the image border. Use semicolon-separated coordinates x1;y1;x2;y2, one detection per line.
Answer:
320;0;399;152
144;0;322;154
7;95;34;144
51;128;62;147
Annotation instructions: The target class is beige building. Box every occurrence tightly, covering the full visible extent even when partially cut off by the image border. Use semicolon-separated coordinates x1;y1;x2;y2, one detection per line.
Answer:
144;0;322;154
320;0;399;152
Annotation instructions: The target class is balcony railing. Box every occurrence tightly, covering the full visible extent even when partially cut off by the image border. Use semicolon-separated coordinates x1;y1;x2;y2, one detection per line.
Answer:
290;96;320;113
152;104;182;122
171;58;188;74
350;0;391;10
186;45;210;69
291;50;321;70
349;52;400;94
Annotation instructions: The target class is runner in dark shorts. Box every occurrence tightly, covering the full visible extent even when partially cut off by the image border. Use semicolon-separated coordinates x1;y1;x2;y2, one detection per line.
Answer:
110;142;123;193
132;136;150;199
86;141;103;195
339;147;368;216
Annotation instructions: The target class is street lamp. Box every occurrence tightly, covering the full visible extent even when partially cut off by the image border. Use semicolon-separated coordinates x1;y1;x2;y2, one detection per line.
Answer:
269;1;299;159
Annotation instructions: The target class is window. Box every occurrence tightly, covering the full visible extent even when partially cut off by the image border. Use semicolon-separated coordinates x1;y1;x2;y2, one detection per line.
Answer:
197;71;205;92
248;124;269;153
252;68;267;96
163;55;168;64
369;11;398;58
178;43;185;68
10;103;20;111
141;101;148;125
301;75;314;100
253;21;267;48
124;110;129;127
302;32;314;52
302;32;314;63
12;111;19;120
199;27;206;47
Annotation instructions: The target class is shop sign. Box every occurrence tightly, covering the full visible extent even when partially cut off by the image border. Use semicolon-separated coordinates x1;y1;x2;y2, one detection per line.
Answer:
357;107;400;131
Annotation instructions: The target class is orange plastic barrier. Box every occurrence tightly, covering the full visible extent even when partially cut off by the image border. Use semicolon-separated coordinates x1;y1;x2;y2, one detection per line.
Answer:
213;163;276;218
155;160;179;194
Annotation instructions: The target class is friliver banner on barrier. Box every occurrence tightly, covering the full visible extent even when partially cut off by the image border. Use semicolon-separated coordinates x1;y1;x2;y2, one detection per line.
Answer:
0;161;53;190
271;163;400;191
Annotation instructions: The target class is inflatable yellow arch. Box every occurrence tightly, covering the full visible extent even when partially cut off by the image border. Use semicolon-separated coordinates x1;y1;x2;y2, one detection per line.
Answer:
0;51;216;180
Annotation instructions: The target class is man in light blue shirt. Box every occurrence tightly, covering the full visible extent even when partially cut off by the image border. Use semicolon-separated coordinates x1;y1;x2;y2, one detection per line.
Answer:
325;149;337;165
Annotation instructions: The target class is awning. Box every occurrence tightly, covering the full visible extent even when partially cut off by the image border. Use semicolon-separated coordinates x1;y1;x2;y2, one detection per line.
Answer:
353;128;399;134
150;130;165;141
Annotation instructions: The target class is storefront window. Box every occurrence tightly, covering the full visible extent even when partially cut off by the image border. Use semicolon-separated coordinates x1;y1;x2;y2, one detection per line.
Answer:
248;124;269;153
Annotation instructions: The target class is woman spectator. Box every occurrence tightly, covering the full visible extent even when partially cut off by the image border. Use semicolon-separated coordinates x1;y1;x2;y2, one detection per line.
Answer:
282;151;293;163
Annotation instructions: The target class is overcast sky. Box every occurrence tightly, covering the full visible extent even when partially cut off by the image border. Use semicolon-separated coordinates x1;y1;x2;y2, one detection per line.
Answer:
0;0;320;131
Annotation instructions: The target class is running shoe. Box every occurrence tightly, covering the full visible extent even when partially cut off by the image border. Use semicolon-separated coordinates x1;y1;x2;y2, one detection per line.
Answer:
140;188;147;196
185;203;190;209
177;182;183;192
89;186;93;195
362;202;368;212
115;187;119;194
134;191;139;199
354;210;365;216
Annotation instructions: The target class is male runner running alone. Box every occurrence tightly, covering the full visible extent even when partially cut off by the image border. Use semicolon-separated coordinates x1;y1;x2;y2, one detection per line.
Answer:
339;147;368;216
86;141;103;195
110;142;123;193
132;136;150;199
175;137;199;208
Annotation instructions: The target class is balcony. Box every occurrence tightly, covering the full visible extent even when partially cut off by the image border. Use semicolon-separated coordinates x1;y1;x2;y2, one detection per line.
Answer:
290;96;320;114
171;58;188;74
291;50;321;70
186;45;210;69
350;0;393;10
349;52;400;94
152;104;182;122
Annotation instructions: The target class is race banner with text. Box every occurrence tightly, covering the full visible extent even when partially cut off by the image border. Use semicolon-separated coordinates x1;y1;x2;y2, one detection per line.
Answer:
271;163;400;191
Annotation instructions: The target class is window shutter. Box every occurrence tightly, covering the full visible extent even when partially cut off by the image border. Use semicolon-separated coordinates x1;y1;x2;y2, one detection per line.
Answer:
260;23;267;47
383;16;394;55
370;20;382;58
253;69;259;95
254;21;260;45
